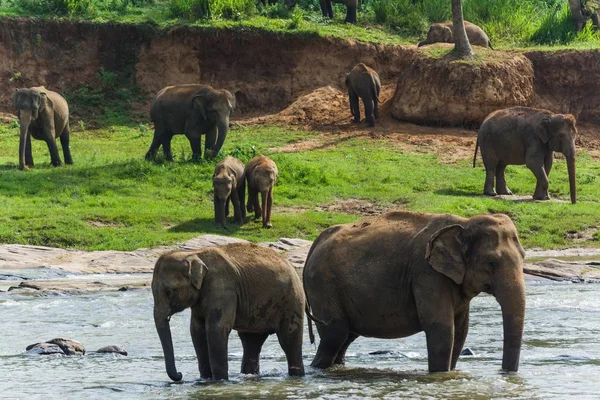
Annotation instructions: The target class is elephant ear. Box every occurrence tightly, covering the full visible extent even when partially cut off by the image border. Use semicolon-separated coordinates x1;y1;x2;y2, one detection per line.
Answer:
537;117;551;143
425;224;467;284
443;26;453;42
186;255;209;290
191;93;208;120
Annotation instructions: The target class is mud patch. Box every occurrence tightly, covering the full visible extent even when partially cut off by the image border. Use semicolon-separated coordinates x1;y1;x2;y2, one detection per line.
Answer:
0;112;16;124
86;219;122;228
566;227;599;242
319;199;392;216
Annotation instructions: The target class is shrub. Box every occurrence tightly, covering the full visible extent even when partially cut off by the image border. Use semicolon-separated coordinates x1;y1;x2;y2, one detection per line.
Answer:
530;2;575;45
14;0;94;16
168;0;211;19
370;0;428;36
211;0;256;20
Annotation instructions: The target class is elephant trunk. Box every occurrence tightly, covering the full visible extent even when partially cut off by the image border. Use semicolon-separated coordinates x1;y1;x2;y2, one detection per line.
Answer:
494;277;525;372
566;154;577;204
18;110;32;170
211;117;229;158
154;311;183;382
417;40;427;47
214;196;227;227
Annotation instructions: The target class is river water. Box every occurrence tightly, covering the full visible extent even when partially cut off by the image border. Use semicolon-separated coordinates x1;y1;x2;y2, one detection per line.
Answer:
1;283;599;399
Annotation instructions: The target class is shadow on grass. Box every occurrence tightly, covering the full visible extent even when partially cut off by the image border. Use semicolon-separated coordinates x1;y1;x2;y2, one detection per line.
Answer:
434;188;478;197
169;218;246;235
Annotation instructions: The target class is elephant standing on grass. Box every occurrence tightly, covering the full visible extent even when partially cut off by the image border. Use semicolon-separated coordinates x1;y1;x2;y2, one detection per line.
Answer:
345;63;381;127
213;156;246;228
152;243;306;381
473;107;577;204
418;21;493;48
246;155;278;229
13;87;72;170
569;0;600;31
304;211;525;373
146;84;235;161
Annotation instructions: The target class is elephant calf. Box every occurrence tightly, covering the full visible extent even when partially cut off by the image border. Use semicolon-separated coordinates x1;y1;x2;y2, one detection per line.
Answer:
418;21;493;48
473;107;577;204
245;155;278;228
213;156;246;228
345;63;381;128
13;87;72;170
152;243;306;381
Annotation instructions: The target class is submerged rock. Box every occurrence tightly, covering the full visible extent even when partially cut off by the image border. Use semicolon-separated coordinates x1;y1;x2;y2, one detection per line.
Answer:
25;343;65;356
460;348;474;356
26;338;85;356
96;345;128;356
369;350;393;355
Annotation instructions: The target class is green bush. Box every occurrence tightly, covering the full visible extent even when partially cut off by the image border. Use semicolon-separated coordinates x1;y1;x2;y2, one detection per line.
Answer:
370;0;428;36
14;0;94;15
211;0;256;20
530;2;575;44
168;0;211;19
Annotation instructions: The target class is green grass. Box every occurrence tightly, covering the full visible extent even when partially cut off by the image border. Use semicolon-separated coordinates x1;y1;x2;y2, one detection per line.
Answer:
1;122;599;251
1;0;600;48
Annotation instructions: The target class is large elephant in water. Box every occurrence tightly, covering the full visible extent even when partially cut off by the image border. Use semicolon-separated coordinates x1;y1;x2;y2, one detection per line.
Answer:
304;211;525;373
152;243;306;381
13;87;72;170
473;107;577;204
145;84;235;161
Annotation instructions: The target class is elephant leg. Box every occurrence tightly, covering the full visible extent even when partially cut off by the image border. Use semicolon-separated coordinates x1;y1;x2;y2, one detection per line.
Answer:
59;126;73;165
364;98;375;128
189;136;201;161
311;319;350;369
450;306;469;370
230;188;243;225
320;0;333;18
276;324;305;376
46;138;63;167
246;186;255;213
424;324;454;372
238;180;247;222
345;3;358;24
544;152;553;178
206;311;234;380
483;161;497;196
191;312;212;379
495;164;512;195
349;91;360;123
263;187;273;229
252;189;262;221
527;157;550;200
146;123;165;161
225;197;230;218
25;133;34;168
238;332;269;375
333;332;358;366
162;133;174;162
374;98;380;120
592;12;600;29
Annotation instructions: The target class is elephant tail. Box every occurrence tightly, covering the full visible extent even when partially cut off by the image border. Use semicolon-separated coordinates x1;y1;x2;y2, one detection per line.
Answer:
488;40;494;50
306;305;315;345
473;137;479;168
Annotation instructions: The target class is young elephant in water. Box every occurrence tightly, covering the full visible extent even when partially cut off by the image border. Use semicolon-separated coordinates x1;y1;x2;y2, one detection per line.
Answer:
213;156;246;228
418;21;493;48
245;155;278;228
345;63;381;127
152;243;306;381
473;107;577;204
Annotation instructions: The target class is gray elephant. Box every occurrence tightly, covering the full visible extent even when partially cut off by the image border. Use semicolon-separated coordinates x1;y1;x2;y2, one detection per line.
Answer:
245;155;278;229
345;63;381;127
569;0;600;31
473;107;577;204
304;211;525;373
213;156;246;228
13;87;72;170
418;21;493;48
146;84;235;161
152;243;306;381
318;0;359;23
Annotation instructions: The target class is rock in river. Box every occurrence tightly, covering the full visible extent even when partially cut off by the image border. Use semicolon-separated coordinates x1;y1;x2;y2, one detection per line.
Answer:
26;338;85;356
25;343;65;356
96;345;128;356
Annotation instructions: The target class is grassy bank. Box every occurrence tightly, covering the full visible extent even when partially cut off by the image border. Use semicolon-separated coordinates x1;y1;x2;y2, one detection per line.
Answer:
1;0;600;48
0;122;598;251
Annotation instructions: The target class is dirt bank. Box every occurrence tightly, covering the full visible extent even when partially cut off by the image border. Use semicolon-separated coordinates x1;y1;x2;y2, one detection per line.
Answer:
2;18;600;127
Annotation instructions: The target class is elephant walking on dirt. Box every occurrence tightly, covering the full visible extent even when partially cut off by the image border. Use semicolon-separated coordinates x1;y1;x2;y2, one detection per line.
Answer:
246;155;278;229
152;243;306;381
213;156;246;228
473;107;577;204
13;87;72;170
304;210;526;373
146;84;235;161
346;63;381;127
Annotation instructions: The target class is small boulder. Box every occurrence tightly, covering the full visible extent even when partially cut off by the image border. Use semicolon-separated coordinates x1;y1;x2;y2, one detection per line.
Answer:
97;345;128;356
47;338;86;355
460;347;474;356
25;343;65;356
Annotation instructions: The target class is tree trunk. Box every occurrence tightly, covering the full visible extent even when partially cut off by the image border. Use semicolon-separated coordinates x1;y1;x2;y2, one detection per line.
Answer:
451;0;474;58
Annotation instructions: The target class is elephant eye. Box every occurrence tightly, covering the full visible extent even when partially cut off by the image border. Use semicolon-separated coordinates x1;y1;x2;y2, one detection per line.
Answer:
487;261;495;269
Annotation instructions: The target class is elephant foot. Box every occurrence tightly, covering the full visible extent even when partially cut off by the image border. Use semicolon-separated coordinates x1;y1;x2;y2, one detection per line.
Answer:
367;121;375;128
288;366;305;376
496;188;513;195
483;189;497;197
234;218;245;225
263;223;273;229
533;193;550;201
144;152;156;161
